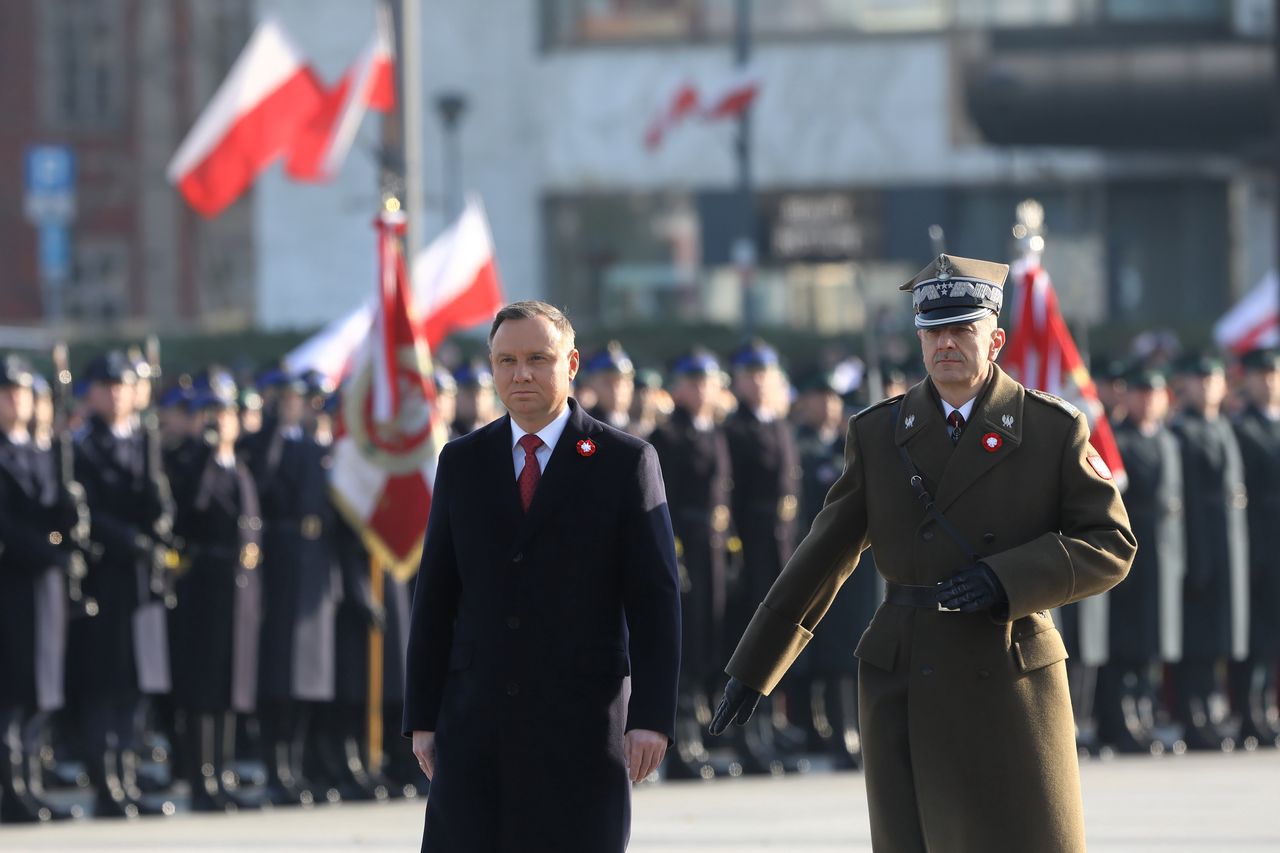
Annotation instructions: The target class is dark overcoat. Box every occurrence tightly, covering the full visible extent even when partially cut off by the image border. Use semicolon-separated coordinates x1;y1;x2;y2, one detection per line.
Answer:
71;417;173;699
169;446;263;713
245;426;341;702
0;436;73;712
1112;419;1185;662
1232;405;1280;657
648;406;731;683
402;400;681;853
1169;410;1249;661
726;367;1135;853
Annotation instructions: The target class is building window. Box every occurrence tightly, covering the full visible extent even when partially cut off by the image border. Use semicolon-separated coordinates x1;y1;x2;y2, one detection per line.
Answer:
66;238;130;324
38;0;126;130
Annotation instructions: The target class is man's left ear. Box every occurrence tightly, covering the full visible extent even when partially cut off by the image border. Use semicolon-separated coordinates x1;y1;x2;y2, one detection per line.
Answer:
989;328;1006;360
567;348;580;380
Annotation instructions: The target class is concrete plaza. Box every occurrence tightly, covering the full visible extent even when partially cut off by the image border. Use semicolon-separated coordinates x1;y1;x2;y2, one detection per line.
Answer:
2;750;1277;852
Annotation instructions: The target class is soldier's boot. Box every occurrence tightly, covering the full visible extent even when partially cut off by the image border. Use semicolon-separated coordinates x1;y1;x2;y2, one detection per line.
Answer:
298;707;345;805
314;705;387;802
263;738;312;807
814;677;862;771
117;747;175;816
724;707;787;778
663;692;715;781
336;704;391;801
0;713;81;822
1230;660;1280;750
20;751;84;820
212;713;258;809
183;714;236;813
88;749;138;819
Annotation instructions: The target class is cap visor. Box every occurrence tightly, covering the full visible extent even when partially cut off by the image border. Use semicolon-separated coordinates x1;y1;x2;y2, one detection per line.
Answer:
915;306;995;329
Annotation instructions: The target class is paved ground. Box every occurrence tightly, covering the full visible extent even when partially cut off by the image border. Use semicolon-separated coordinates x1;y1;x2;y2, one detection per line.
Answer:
2;751;1277;852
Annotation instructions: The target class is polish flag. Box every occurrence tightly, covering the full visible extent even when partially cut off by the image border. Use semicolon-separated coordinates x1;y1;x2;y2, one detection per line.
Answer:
329;211;445;576
644;80;700;150
286;15;396;181
1002;255;1127;489
701;66;761;120
283;197;505;384
167;19;324;218
1214;271;1279;354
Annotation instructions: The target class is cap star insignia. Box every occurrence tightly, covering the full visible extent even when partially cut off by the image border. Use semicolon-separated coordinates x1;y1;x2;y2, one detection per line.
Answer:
576;438;597;457
1001;415;1014;429
904;414;915;429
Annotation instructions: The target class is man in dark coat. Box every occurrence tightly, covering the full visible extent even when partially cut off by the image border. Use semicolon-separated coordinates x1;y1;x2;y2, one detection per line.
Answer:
1100;368;1184;752
1169;352;1249;751
648;349;732;780
168;387;263;810
1231;347;1280;748
71;351;176;817
242;376;342;805
0;357;80;822
723;340;804;771
403;302;680;853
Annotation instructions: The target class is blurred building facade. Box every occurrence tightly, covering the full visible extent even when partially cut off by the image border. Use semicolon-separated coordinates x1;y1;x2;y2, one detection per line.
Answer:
0;0;258;334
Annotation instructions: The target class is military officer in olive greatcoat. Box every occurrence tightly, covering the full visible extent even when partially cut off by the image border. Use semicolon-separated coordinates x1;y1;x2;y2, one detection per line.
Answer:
1230;347;1280;748
1169;352;1250;751
712;254;1135;853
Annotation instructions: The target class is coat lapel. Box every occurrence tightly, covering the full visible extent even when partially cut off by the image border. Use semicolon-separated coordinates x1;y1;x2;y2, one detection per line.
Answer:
510;399;600;554
935;365;1024;512
894;379;952;492
479;416;524;542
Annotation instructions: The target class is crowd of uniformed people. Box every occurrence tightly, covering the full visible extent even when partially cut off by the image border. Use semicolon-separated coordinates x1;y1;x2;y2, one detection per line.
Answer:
0;333;1277;823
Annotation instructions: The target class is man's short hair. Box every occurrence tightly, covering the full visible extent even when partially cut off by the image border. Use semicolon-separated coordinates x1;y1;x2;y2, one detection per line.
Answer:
488;301;576;353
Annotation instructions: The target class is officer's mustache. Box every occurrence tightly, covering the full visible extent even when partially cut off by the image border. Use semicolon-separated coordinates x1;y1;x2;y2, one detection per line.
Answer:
933;353;965;363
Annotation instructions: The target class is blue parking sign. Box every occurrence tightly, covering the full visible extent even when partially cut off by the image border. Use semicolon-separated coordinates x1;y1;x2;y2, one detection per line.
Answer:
24;145;76;223
38;224;72;281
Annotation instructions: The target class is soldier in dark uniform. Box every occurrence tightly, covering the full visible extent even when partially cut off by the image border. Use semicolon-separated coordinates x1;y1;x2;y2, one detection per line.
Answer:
71;351;176;817
792;370;879;769
583;341;635;433
1169;352;1249;751
629;368;667;440
1230;347;1280;748
0;357;81;822
648;350;731;780
241;375;342;805
168;385;263;811
1099;368;1184;753
433;368;460;441
451;361;497;436
724;340;803;772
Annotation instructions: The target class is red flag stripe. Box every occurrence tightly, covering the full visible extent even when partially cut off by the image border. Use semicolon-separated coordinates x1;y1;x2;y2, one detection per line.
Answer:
417;257;503;348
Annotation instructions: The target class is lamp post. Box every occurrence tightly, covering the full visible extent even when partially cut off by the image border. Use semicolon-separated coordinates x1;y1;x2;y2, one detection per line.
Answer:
435;92;468;221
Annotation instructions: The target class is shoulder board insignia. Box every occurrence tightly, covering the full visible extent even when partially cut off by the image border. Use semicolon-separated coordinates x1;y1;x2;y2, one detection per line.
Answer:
854;394;905;420
1026;389;1079;418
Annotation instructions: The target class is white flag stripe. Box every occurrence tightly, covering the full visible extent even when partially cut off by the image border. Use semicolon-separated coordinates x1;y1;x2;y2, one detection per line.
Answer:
319;28;393;177
411;196;496;315
1215;271;1278;350
330;435;384;519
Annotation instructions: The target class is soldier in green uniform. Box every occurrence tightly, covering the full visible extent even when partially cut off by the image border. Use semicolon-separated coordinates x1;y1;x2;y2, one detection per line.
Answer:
711;254;1135;853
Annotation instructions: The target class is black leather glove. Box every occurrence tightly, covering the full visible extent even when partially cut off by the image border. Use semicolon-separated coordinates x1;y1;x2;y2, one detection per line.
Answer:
935;563;1008;614
707;677;762;736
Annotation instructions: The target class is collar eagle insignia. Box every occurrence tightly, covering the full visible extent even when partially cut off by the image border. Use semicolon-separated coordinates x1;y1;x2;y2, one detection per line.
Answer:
1001;415;1014;429
904;415;915;429
576;438;597;457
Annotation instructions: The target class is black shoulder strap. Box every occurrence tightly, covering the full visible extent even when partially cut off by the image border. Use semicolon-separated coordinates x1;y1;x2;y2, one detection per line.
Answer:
891;402;979;561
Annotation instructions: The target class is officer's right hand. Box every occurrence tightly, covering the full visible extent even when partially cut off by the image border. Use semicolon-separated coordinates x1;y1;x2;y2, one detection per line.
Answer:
411;730;436;780
708;677;762;736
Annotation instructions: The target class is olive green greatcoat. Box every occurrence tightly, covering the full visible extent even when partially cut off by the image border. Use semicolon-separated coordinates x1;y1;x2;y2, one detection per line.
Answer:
726;365;1136;853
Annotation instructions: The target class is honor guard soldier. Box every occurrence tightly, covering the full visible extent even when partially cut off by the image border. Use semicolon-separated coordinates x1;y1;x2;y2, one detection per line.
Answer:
1100;368;1184;753
168;385;263;811
723;340;805;772
1169;352;1249;751
712;254;1134;852
582;341;636;433
792;370;879;769
242;374;342;805
0;357;81;822
72;351;177;817
451;361;497;436
648;350;732;779
432;368;460;441
630;368;668;440
1230;347;1280;748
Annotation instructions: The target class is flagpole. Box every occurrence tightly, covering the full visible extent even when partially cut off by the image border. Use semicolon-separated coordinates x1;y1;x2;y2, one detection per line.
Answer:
367;549;386;775
733;0;757;340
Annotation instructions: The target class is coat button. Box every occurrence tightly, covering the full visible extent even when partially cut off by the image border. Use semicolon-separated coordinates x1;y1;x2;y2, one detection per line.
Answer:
920;666;934;677
921;530;935;542
512;552;523;563
507;616;521;629
506;682;520;696
983;532;996;544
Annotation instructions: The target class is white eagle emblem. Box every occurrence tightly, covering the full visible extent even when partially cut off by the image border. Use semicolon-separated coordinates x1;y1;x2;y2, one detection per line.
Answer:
985;435;1000;449
1001;415;1014;429
904;415;915;429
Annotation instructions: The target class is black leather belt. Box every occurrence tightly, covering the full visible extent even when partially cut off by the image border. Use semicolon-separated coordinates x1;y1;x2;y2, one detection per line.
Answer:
886;582;958;612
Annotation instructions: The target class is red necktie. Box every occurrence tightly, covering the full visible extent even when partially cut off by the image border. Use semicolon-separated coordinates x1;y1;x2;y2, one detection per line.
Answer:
517;434;544;512
947;410;966;445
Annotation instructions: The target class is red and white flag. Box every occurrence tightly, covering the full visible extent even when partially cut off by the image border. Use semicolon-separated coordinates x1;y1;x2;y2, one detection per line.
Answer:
701;66;761;120
286;15;395;181
644;80;700;150
643;67;762;150
329;211;445;576
283;197;505;384
1214;271;1279;354
1002;255;1127;488
167;19;324;217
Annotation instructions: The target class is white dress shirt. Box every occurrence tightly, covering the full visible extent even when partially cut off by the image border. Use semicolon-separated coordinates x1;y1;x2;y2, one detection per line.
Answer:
510;403;572;480
938;395;977;425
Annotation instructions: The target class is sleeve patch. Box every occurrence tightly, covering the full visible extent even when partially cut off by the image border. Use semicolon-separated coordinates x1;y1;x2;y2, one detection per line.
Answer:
1087;455;1113;480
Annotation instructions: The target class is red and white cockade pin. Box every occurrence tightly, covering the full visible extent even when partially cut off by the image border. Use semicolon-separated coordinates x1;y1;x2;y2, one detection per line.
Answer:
576;438;597;457
982;432;1003;453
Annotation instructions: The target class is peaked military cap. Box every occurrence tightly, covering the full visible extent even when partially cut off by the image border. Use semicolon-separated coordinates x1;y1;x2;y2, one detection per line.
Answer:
900;253;1009;329
634;368;664;390
83;351;137;385
730;340;780;371
453;361;494;388
0;355;35;389
1240;347;1280;373
1122;366;1166;391
433;367;458;394
795;369;842;395
1172;351;1224;377
670;350;721;378
582;342;634;376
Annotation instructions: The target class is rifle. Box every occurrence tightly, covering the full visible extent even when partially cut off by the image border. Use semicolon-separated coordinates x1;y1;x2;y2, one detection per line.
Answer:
140;336;181;609
50;343;97;618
